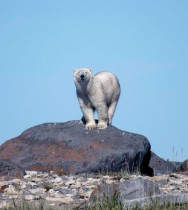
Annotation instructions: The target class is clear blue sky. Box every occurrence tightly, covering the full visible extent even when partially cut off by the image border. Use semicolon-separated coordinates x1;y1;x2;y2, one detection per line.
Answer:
0;1;187;162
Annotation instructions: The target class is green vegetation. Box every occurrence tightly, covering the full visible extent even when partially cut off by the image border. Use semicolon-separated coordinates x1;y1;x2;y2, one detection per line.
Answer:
2;198;188;210
130;203;188;210
3;201;53;210
43;183;53;192
85;198;188;210
84;193;188;210
85;193;123;210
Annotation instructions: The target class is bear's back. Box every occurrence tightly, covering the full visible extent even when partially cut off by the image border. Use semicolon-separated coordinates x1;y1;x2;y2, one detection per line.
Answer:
95;71;120;104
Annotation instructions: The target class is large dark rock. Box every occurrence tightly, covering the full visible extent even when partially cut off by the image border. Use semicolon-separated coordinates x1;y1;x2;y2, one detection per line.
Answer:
149;152;176;175
0;120;153;176
180;159;188;172
0;159;25;179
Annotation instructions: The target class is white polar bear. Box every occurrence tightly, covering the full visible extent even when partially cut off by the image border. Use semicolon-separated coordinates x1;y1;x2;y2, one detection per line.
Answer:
74;68;121;129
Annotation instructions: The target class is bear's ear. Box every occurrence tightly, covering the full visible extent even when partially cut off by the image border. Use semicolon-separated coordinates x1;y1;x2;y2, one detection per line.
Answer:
74;69;78;74
89;69;93;74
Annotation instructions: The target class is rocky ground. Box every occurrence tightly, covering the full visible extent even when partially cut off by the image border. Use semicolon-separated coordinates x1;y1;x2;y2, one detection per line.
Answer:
0;121;187;209
0;170;187;209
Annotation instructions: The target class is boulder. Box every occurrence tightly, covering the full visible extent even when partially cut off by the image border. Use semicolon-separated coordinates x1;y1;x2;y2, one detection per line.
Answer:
149;152;176;175
119;177;161;200
119;175;188;209
180;159;188;172
0;120;153;176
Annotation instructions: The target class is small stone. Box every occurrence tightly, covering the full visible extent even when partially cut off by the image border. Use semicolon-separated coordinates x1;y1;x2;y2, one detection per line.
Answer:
105;179;114;184
87;185;98;190
53;192;64;198
8;179;22;185
49;203;56;206
60;196;74;204
65;180;75;186
59;187;75;195
46;196;64;202
37;172;49;178
28;181;37;187
24;194;40;200
102;175;110;179
120;178;125;183
25;171;38;177
48;189;55;194
169;173;179;178
70;182;81;189
7;195;20;199
78;189;84;194
29;188;46;194
31;178;42;183
72;188;77;194
52;177;62;183
24;175;31;179
0;181;8;187
4;185;21;195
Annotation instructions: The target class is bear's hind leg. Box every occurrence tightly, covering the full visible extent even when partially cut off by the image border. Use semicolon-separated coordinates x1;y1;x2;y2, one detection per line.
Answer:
108;101;118;125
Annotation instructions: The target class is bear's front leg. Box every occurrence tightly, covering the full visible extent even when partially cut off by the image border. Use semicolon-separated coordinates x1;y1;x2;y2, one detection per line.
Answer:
83;108;96;129
83;108;96;130
86;120;96;130
78;98;96;130
96;105;108;129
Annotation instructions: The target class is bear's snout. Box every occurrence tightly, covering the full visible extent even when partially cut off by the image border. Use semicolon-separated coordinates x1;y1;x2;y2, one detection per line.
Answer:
80;74;85;80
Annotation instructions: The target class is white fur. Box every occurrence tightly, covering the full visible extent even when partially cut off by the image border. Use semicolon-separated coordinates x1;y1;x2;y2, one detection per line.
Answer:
74;68;120;129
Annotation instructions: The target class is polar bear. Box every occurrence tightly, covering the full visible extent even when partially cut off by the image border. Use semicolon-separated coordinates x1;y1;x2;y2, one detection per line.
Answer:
74;68;120;129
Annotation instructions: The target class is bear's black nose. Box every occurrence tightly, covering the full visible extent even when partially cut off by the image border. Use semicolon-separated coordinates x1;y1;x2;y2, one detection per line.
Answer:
80;74;85;79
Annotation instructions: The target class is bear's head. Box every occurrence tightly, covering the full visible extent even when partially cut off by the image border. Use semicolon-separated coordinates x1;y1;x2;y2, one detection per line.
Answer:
74;68;93;84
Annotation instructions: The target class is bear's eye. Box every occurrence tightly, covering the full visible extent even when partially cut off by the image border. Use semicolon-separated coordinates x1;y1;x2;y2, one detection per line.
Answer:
84;72;87;75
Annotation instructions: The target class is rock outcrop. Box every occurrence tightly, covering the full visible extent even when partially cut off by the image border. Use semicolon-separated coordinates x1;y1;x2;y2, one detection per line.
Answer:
87;173;188;209
119;174;188;209
149;152;176;175
0;120;153;176
180;159;188;172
